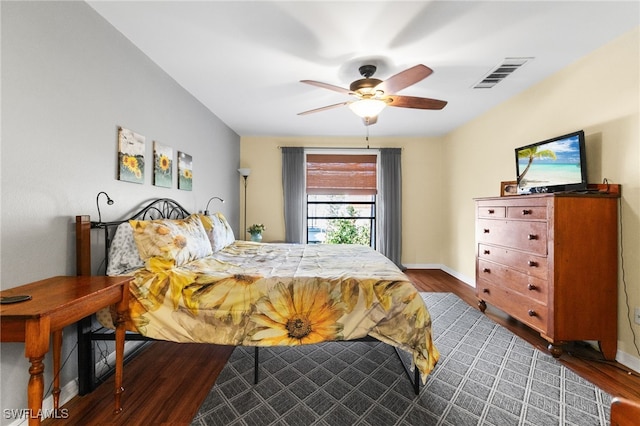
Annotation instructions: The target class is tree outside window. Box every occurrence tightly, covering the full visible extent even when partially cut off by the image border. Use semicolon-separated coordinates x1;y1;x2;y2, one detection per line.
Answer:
325;205;370;245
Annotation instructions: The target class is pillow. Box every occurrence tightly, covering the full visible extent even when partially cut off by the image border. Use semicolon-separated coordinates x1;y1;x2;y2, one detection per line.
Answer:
197;213;215;249
205;212;236;251
106;222;144;276
130;214;212;266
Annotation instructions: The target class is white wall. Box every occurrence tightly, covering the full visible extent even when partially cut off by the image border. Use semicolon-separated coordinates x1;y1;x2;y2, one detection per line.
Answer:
0;1;240;421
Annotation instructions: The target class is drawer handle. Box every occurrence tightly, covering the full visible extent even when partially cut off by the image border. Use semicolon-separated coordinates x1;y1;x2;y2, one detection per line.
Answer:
482;288;490;294
528;309;537;317
482;268;490;273
527;234;538;240
527;284;537;291
483;229;490;234
522;209;532;215
487;209;495;214
483;249;490;255
527;260;538;267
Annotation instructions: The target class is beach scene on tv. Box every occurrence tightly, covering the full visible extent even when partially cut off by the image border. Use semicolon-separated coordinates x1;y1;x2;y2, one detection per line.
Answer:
516;133;584;194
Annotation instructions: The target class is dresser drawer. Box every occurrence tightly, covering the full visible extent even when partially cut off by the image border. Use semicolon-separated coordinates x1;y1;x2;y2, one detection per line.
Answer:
475;193;620;357
506;205;548;220
477;206;506;219
478;244;548;280
477;219;548;255
477;280;548;334
477;259;548;304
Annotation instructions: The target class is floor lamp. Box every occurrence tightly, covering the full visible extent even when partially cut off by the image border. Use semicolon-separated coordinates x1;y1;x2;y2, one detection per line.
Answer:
238;168;251;240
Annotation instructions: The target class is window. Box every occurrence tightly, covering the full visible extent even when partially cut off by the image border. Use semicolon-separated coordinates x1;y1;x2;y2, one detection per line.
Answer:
306;153;377;247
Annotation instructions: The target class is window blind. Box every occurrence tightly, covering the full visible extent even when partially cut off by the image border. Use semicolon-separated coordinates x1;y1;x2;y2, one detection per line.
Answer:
306;154;377;195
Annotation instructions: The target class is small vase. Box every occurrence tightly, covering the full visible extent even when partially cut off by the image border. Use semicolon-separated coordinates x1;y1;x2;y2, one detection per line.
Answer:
250;233;262;242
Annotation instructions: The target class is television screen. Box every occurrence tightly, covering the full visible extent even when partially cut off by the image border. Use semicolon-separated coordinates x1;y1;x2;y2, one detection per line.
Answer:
515;130;587;194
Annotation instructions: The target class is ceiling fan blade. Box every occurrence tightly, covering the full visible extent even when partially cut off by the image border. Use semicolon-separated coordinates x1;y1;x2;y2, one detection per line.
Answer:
300;80;352;95
297;101;350;116
386;95;447;110
375;64;433;94
362;115;378;126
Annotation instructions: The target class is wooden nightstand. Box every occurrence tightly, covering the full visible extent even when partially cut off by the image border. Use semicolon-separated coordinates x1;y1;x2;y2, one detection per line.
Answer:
1;276;131;425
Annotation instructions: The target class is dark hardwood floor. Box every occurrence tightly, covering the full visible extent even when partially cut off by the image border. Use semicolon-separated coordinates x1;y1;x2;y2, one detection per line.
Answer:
45;269;640;425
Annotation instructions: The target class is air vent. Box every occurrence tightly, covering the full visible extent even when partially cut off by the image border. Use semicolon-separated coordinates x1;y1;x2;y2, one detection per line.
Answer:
473;57;533;89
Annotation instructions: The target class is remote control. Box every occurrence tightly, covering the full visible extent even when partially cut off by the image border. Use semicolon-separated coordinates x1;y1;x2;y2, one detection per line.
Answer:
1;295;32;304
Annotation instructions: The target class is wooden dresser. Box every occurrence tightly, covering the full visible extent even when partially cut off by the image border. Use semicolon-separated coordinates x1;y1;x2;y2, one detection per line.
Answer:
475;188;620;359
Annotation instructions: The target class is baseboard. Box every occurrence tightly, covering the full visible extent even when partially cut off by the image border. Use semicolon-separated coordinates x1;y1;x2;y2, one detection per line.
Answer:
403;263;442;270
95;340;145;377
5;340;146;426
403;264;475;287
6;380;77;426
617;347;640;373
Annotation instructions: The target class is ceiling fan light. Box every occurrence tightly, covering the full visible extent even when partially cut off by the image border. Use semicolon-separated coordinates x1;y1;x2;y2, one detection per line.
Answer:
349;99;386;118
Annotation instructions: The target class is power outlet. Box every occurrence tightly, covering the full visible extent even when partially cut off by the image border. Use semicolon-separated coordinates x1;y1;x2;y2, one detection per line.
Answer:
635;307;640;326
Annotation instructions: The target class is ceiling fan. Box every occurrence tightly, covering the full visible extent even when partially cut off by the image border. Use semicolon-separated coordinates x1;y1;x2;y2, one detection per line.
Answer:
298;64;447;126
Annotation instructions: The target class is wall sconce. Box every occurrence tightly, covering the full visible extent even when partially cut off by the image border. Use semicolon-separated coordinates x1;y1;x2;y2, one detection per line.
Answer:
96;191;114;223
204;196;224;216
238;168;251;240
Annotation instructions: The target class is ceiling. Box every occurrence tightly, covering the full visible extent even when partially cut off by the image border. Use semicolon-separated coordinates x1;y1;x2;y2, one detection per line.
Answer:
87;1;639;138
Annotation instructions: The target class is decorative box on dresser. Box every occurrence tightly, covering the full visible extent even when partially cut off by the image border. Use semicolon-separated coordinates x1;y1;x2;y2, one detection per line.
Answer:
474;186;620;359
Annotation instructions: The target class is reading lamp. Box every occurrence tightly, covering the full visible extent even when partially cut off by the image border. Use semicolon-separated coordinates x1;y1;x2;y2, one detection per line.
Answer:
96;191;114;223
204;196;224;216
238;168;251;240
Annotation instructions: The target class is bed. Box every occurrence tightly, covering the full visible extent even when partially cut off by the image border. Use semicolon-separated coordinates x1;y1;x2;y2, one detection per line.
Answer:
75;198;439;396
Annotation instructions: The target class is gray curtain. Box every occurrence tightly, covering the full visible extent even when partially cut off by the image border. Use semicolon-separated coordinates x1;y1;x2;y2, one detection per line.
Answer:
378;148;404;269
281;147;305;243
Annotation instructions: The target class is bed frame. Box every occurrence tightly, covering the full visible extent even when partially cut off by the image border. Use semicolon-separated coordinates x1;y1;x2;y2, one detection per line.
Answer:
76;198;190;394
75;198;421;396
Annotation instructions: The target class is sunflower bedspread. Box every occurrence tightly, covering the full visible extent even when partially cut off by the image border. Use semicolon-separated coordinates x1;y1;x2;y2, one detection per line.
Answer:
123;241;439;381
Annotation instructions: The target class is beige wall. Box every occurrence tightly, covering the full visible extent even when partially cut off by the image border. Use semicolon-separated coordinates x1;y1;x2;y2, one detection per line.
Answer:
443;27;639;368
239;136;446;266
241;27;639;368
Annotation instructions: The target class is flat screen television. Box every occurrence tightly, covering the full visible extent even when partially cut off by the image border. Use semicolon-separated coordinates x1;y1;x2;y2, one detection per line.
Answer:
515;130;587;194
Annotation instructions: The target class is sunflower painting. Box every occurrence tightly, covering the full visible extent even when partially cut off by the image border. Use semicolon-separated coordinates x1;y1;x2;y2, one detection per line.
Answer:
117;127;145;184
153;141;173;188
178;151;193;191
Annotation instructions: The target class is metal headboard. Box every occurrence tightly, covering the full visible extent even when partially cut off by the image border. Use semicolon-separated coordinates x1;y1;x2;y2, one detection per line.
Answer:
75;198;192;394
90;198;192;275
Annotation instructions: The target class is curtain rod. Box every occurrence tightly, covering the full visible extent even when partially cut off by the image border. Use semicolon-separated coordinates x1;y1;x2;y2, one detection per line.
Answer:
277;146;402;150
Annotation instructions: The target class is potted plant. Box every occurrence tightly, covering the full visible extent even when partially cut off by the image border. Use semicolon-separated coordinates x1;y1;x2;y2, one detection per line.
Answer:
247;223;266;242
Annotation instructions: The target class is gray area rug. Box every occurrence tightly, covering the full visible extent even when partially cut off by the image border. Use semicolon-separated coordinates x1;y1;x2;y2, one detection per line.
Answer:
192;293;610;425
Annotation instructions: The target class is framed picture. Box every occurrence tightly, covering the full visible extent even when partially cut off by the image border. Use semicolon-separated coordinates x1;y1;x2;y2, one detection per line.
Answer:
118;127;145;184
500;180;518;196
178;151;193;191
153;141;173;188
